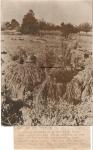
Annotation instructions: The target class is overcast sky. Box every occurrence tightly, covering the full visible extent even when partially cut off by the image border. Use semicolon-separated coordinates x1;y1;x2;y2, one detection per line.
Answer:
1;0;92;25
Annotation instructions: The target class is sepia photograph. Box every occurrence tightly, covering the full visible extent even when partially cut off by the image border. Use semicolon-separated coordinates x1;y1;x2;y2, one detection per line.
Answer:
1;0;93;126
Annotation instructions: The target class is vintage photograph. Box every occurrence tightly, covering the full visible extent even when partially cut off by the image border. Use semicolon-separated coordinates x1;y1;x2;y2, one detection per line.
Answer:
1;0;93;126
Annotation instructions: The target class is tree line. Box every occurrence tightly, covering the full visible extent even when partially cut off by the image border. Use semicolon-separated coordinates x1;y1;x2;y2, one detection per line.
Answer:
2;9;92;37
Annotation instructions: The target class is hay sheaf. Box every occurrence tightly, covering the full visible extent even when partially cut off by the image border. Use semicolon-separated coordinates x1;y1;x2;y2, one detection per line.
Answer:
5;62;45;99
64;66;93;104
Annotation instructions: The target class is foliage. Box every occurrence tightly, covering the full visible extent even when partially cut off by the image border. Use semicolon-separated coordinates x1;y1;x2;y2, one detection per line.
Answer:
2;83;91;126
1;86;23;126
1;19;20;31
21;10;39;34
61;22;78;38
38;19;59;31
78;23;92;33
11;19;20;29
1;22;12;30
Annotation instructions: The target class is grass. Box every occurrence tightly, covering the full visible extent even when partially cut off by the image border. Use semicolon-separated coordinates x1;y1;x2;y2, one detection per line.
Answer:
1;30;93;126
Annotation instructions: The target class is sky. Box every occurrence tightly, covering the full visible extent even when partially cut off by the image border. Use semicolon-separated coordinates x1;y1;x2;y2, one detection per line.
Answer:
1;0;92;25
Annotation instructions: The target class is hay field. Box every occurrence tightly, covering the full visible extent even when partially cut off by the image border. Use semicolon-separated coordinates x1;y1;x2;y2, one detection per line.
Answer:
1;30;93;126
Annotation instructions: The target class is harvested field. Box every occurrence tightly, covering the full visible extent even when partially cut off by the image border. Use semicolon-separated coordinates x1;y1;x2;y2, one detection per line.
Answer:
1;30;93;126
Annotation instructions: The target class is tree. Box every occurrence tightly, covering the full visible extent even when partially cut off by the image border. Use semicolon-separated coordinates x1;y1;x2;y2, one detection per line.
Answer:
78;23;92;34
21;9;39;34
38;19;56;31
11;19;20;29
61;23;78;38
38;19;47;30
1;22;12;30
